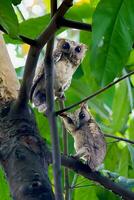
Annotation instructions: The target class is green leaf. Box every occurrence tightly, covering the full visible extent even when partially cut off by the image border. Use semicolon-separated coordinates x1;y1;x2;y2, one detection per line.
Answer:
65;2;93;20
104;144;121;172
15;66;24;79
19;14;50;39
130;74;134;87
12;0;22;5
73;64;84;79
74;183;98;200
126;111;134;141
0;0;19;38
96;186;121;200
118;146;128;176
0;168;11;200
111;80;130;132
128;144;134;169
91;0;134;86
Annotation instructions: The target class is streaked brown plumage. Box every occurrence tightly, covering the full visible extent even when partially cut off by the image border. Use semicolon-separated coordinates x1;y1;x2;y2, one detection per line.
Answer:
60;103;106;171
30;38;87;112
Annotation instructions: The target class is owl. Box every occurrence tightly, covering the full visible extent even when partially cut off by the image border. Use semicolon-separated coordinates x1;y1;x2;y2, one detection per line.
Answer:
30;38;87;112
60;103;106;171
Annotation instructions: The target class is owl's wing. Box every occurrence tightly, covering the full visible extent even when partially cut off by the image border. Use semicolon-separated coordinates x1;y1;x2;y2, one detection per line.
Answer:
30;62;45;101
53;51;62;63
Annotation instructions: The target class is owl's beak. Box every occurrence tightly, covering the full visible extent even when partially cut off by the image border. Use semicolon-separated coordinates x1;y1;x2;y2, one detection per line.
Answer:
69;51;74;58
75;122;81;131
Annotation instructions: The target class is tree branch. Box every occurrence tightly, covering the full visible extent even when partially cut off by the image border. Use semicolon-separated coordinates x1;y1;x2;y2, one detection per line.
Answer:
56;70;134;115
44;1;64;200
60;155;134;200
104;133;134;145
60;18;92;31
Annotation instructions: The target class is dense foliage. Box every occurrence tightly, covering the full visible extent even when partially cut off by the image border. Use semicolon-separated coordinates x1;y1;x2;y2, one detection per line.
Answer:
0;0;134;199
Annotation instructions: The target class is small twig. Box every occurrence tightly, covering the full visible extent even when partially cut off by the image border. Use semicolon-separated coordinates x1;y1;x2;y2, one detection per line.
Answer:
59;100;70;200
104;133;134;145
60;18;92;31
44;1;63;200
56;70;134;115
45;38;63;200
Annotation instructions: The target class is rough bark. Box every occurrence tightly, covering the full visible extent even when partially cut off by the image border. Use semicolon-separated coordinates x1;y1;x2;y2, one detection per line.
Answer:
0;33;54;200
0;102;54;200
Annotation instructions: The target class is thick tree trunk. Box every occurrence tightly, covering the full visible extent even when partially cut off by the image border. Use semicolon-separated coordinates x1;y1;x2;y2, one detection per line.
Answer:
0;102;54;200
0;33;54;200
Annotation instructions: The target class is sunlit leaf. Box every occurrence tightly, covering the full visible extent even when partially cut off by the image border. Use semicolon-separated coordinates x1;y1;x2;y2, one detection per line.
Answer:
0;0;19;38
19;14;50;39
128;144;134;169
111;80;130;132
126;111;134;141
118;146;128;176
91;0;134;86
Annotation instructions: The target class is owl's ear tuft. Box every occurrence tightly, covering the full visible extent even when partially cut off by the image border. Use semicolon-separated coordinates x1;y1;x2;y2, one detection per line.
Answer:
80;102;88;110
80;43;88;51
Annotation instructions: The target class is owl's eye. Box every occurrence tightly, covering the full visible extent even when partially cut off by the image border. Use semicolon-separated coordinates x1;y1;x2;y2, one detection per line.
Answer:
75;46;81;53
62;42;70;50
67;117;74;124
79;111;85;120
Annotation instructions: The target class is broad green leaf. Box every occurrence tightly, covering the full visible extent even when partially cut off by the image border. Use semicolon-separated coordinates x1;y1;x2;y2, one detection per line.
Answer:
0;0;19;38
65;2;93;21
4;2;93;43
127;50;134;69
130;74;134;87
118;146;128;176
128;144;134;169
91;0;134;86
111;80;130;132
73;64;84;79
74;184;98;200
104;144;121;172
126;111;134;141
96;186;121;200
19;14;50;39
